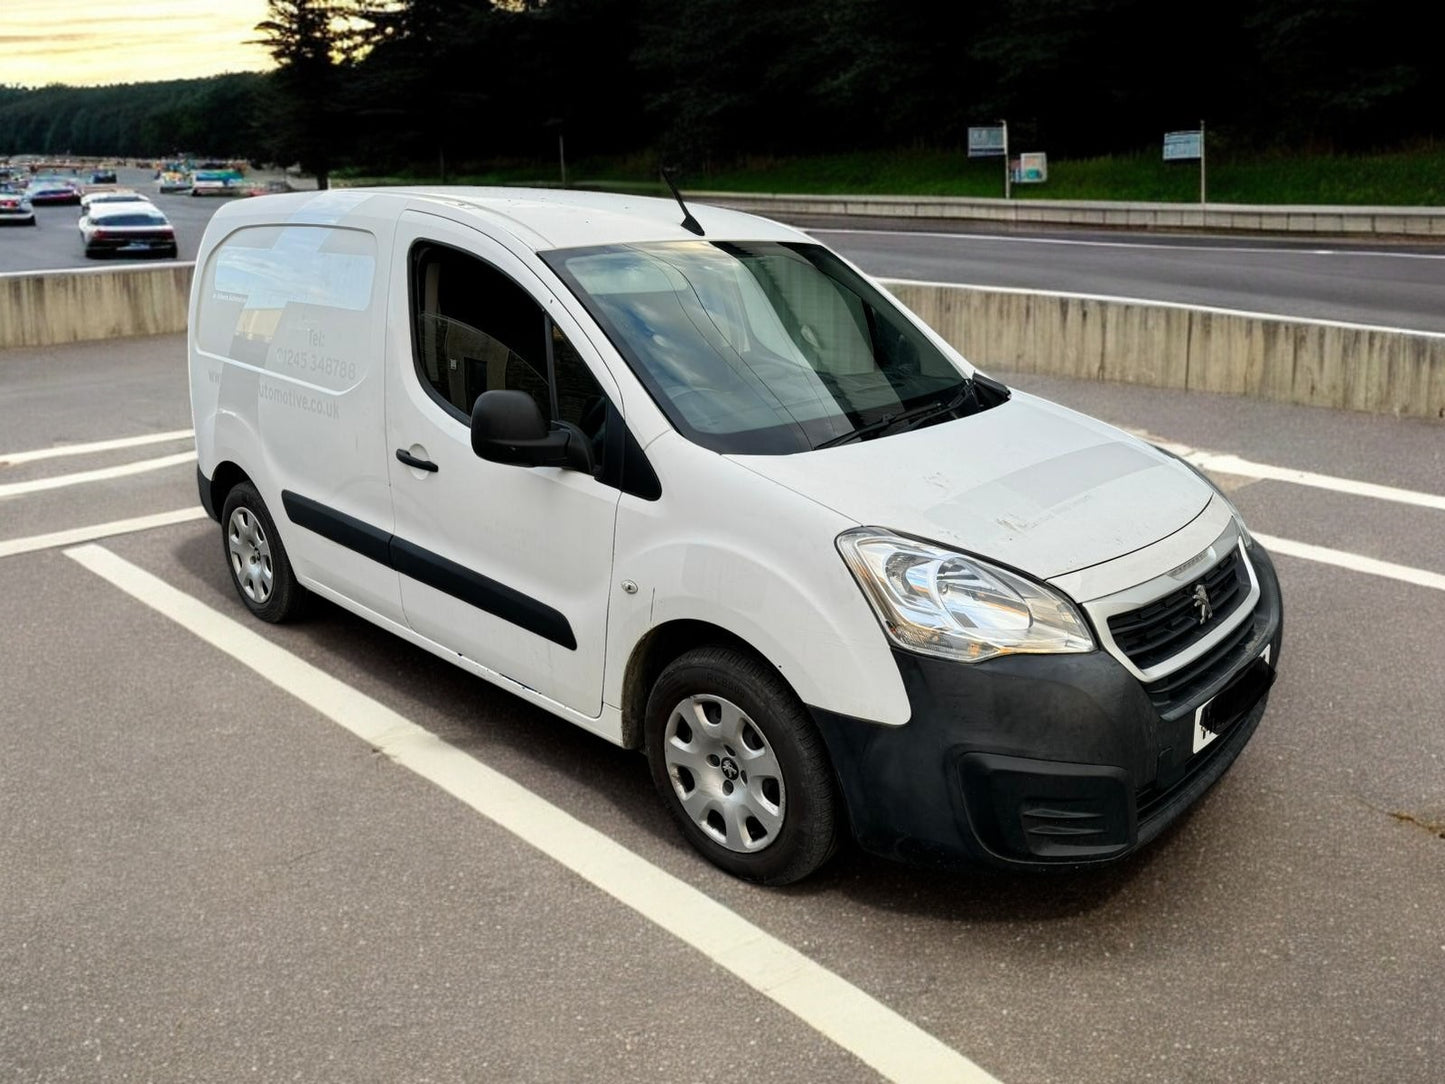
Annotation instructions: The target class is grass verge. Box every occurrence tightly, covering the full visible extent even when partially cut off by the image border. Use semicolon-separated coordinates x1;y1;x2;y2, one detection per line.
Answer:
334;145;1445;206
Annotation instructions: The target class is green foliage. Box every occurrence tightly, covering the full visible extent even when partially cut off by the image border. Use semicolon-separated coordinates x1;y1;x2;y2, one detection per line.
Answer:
251;0;360;187
576;146;1445;207
0;75;269;160
2;0;1442;192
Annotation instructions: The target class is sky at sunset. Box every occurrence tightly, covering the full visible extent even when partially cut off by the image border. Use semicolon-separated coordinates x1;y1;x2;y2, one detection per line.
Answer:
2;1;275;87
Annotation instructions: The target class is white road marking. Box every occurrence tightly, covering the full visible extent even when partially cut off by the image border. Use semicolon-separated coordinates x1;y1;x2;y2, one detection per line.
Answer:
0;428;194;467
1138;436;1445;512
0;451;196;499
0;507;208;559
879;276;1445;339
1253;533;1445;592
63;543;1002;1084
815;226;1445;261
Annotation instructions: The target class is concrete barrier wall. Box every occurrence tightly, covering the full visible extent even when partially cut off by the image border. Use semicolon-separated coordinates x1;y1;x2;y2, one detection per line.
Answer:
884;280;1445;421
700;192;1445;237
2;264;1441;421
0;263;194;350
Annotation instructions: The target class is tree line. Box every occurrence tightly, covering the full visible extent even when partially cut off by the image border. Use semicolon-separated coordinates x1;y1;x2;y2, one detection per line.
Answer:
2;0;1438;178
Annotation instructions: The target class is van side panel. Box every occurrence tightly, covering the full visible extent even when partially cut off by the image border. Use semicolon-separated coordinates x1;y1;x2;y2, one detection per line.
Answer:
192;215;402;622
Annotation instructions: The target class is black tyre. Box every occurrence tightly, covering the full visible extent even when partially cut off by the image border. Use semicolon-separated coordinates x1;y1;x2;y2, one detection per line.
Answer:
645;645;838;884
220;481;306;623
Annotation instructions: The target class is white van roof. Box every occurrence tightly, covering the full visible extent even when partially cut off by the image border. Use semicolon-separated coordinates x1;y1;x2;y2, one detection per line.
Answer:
207;186;809;252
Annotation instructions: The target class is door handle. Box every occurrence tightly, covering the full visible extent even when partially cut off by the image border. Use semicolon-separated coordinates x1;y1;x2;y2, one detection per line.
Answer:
395;448;439;472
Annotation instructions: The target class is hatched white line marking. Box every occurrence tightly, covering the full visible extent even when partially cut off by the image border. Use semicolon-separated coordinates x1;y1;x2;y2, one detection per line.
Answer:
1133;436;1445;512
879;276;1445;339
1252;534;1445;592
63;543;1003;1084
0;451;196;499
0;507;208;559
0;429;194;466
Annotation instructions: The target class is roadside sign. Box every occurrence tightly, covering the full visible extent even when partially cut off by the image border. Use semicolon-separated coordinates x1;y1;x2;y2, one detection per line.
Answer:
968;126;1006;158
1164;130;1203;161
1012;152;1047;183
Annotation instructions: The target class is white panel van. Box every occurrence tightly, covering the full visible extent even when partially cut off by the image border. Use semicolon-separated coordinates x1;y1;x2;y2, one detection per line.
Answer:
189;188;1283;883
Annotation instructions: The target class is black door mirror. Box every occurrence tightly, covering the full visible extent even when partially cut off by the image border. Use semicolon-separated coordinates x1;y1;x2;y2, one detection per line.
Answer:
470;390;591;472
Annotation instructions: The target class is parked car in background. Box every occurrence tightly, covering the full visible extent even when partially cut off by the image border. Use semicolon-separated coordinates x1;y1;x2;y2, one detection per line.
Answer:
79;189;155;211
27;175;81;205
88;169;118;186
245;179;293;197
191;169;245;196
0;183;36;225
156;170;191;193
79;203;178;258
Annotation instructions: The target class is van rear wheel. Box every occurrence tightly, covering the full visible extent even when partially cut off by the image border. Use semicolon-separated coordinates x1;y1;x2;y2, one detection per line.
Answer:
645;646;837;885
221;482;305;623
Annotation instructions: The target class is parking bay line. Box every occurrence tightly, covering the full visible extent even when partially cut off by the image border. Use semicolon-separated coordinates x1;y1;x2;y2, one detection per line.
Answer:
0;451;197;499
1252;533;1445;592
0;507;208;559
0;428;194;467
1139;436;1445;513
62;543;1002;1084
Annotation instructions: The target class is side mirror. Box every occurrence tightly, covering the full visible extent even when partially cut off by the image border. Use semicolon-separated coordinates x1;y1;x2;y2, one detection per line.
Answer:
470;390;591;472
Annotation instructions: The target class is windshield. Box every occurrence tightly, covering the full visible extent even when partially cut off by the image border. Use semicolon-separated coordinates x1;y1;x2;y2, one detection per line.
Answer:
544;241;984;454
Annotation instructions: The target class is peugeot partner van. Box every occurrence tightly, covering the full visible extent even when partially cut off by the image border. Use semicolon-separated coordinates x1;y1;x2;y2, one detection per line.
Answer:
189;188;1283;884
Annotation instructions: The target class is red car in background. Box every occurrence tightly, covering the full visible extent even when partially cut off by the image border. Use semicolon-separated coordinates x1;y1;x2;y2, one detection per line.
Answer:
27;175;81;205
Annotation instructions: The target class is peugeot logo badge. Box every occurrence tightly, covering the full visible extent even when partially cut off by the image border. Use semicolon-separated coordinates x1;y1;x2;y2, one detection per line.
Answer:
1192;584;1213;624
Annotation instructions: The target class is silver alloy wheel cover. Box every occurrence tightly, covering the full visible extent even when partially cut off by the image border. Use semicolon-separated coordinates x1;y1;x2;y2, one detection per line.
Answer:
662;694;786;853
227;506;274;604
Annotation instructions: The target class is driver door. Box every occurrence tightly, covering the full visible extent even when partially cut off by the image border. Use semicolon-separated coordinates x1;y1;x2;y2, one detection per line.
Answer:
383;210;622;717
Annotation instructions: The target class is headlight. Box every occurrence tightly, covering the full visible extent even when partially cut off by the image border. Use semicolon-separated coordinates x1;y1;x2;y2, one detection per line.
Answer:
837;528;1095;664
1156;446;1254;547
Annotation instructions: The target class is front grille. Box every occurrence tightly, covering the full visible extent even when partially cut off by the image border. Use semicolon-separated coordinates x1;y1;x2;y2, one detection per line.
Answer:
1143;615;1255;717
1107;546;1248;671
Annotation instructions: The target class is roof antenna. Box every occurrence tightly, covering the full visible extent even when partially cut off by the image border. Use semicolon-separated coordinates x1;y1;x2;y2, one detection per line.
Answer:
660;166;704;236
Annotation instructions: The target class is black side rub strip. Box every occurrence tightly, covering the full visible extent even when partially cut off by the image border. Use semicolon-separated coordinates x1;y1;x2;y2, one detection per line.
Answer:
283;490;393;566
280;490;577;651
390;538;576;650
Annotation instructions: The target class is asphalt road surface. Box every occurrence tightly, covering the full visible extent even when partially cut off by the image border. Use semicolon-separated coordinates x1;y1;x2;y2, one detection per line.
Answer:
2;333;1441;1082
0;166;295;270
4;170;1445;332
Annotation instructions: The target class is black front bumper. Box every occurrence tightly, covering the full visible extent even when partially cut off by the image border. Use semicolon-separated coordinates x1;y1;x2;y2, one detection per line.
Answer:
809;545;1284;870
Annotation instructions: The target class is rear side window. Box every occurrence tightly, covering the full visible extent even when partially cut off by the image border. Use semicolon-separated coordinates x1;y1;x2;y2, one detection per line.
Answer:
196;224;377;388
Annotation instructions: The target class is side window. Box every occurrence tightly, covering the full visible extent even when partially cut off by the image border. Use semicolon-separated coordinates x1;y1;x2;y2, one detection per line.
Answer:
552;322;608;442
411;243;551;421
409;240;612;459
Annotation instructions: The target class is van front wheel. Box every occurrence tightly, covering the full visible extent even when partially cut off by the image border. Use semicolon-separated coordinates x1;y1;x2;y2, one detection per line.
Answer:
645;646;838;884
221;482;305;623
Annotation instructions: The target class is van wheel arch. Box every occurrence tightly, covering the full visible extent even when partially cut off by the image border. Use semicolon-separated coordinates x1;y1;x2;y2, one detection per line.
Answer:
621;620;795;751
207;461;250;522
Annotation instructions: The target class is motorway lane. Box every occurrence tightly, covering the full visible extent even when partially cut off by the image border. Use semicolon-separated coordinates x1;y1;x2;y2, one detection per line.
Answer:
2;334;1443;1082
0;166;296;271
4;171;1445;333
808;225;1445;333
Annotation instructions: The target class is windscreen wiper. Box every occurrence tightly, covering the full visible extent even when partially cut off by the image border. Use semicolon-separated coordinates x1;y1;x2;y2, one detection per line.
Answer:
814;385;976;449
